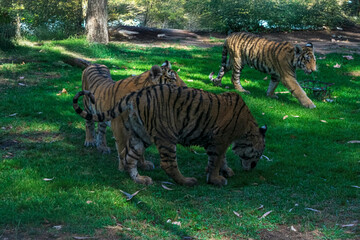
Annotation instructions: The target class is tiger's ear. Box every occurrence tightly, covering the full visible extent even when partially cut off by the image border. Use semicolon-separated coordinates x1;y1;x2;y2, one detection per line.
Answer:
305;42;313;49
150;65;162;80
161;60;172;69
295;44;302;57
259;125;267;136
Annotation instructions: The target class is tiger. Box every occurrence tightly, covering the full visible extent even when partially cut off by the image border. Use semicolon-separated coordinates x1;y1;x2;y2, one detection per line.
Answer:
80;61;186;171
209;32;317;108
73;84;267;187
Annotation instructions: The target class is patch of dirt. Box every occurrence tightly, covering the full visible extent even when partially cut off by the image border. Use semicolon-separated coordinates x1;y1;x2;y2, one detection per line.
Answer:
258;225;323;240
110;25;360;54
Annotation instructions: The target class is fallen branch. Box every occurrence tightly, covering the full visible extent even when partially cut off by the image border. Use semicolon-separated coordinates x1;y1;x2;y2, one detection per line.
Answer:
62;57;91;69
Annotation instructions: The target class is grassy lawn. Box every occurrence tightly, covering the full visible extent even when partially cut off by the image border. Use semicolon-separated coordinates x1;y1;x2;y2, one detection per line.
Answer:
0;38;359;239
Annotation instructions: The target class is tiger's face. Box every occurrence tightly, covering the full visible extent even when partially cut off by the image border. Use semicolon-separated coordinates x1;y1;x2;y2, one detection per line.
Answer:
156;60;187;87
296;43;317;74
232;126;266;171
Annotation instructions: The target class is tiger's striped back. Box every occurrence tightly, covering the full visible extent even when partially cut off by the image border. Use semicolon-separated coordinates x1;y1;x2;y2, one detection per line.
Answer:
225;33;296;75
82;61;186;115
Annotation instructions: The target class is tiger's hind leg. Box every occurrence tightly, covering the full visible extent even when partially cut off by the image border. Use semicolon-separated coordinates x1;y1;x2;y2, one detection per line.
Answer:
231;57;250;93
84;119;96;147
157;140;197;186
210;45;232;86
123;136;153;185
112;117;154;171
266;75;280;99
96;122;111;154
206;146;228;186
210;59;232;86
83;96;96;147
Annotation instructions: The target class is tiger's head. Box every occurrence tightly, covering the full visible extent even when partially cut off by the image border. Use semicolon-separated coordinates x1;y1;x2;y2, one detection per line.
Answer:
150;60;187;87
232;125;267;171
295;43;317;74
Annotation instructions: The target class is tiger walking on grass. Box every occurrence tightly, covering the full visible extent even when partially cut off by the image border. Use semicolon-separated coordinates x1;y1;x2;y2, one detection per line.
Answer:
210;32;317;108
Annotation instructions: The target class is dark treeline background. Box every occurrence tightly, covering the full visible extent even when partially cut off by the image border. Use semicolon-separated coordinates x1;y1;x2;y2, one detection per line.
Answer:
1;0;359;47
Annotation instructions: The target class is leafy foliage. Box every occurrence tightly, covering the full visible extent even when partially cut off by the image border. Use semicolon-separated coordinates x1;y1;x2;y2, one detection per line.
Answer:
0;0;359;43
184;0;354;32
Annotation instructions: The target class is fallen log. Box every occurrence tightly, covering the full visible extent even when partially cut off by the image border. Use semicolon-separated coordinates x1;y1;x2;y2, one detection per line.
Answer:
62;57;91;69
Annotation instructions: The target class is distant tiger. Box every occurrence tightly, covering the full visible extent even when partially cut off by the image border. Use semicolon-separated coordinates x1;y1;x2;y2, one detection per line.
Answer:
81;61;186;171
209;32;316;108
73;84;266;187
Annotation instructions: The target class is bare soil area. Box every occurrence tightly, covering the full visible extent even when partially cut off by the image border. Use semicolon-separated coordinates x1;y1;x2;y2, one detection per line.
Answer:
109;25;360;54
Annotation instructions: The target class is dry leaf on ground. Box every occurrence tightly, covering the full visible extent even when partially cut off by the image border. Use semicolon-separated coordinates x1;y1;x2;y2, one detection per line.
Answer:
333;63;341;68
57;88;68;96
233;210;241;217
120;187;146;201
162;184;173;190
341;223;357;227
261;155;272;161
161;181;174;190
305;207;321;212
343;55;354;60
53;225;62;230
43;177;54;181
259;210;273;219
73;237;95;240
167;219;181;226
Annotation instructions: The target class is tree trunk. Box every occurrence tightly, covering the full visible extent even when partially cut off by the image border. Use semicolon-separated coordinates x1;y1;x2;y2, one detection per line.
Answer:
86;0;109;44
15;14;21;39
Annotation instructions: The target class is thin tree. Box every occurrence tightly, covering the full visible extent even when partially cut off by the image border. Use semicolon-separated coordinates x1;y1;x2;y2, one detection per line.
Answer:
86;0;109;44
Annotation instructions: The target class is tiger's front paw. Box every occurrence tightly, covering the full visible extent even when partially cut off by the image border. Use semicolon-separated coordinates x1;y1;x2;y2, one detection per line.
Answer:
267;93;279;99
134;175;153;185
211;80;222;87
138;160;155;171
221;167;235;178
236;87;251;94
207;175;228;186
118;159;125;172
97;145;111;154
84;140;96;147
182;177;198;187
304;102;316;109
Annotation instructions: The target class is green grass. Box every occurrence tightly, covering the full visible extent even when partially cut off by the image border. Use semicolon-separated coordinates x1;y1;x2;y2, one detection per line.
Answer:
0;37;359;239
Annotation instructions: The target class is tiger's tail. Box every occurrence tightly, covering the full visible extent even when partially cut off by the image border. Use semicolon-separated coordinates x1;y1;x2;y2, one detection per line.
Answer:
73;90;129;122
209;43;228;86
